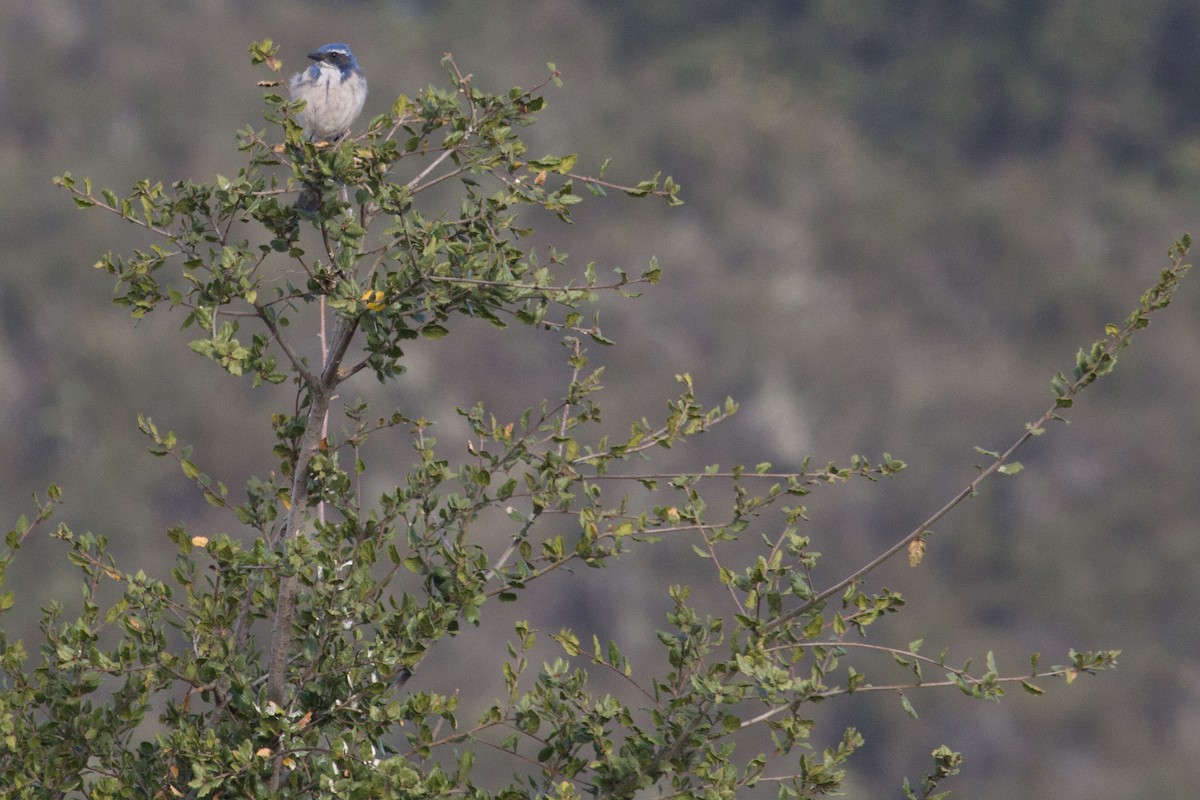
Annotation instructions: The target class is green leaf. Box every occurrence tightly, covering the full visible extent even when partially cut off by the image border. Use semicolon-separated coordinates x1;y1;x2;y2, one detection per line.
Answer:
422;324;450;339
554;629;580;656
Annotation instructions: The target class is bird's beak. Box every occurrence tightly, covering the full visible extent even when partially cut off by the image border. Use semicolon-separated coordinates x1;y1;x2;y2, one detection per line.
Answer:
307;51;324;62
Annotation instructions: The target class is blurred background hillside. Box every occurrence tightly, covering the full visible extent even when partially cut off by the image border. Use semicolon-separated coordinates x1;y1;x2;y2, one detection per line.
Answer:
4;1;1200;796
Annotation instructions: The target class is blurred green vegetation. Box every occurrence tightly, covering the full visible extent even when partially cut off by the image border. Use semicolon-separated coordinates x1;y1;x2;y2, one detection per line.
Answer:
3;1;1200;796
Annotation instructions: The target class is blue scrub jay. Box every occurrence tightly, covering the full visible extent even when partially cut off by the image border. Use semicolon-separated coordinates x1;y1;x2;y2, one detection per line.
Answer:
289;43;367;210
289;43;368;141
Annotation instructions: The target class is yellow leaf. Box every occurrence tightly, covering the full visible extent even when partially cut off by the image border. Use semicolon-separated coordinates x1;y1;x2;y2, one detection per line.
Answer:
535;170;547;185
191;536;209;547
1064;668;1077;684
361;289;386;312
908;537;925;567
256;747;273;758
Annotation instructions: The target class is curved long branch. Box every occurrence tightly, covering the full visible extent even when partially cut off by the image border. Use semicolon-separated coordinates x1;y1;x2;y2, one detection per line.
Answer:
610;242;1191;797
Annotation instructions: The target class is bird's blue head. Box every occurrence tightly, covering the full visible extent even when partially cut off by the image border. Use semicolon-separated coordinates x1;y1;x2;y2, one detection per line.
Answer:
305;43;361;78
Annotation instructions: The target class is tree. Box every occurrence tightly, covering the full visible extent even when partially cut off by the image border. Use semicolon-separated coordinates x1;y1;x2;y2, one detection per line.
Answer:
1;38;1189;798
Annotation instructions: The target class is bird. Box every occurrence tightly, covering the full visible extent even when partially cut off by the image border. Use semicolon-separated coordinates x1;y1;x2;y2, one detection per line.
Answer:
289;43;367;211
289;43;368;141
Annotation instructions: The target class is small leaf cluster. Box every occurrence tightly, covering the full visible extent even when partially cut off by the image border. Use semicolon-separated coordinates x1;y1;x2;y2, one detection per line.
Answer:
1052;234;1192;409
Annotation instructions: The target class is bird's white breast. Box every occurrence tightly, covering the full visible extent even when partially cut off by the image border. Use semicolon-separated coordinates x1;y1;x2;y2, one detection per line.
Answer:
290;63;367;140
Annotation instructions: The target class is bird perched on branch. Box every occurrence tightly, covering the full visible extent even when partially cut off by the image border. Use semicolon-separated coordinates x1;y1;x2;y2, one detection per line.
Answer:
289;43;368;141
290;43;367;211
